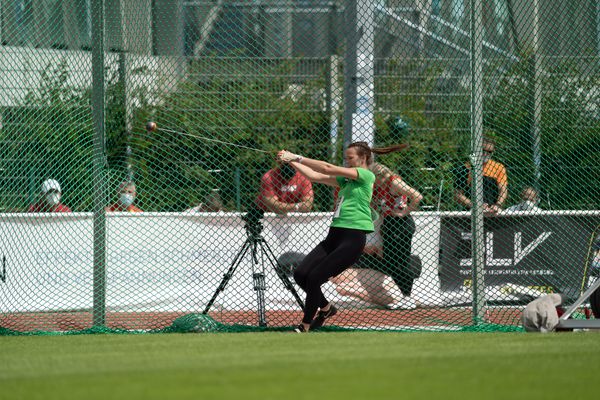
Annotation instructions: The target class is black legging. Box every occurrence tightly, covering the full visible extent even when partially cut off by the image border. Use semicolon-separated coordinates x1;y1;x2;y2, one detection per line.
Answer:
381;215;416;296
294;227;367;324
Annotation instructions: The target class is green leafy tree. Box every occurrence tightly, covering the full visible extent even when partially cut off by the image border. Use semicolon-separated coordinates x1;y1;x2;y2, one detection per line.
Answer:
1;59;93;211
130;57;330;211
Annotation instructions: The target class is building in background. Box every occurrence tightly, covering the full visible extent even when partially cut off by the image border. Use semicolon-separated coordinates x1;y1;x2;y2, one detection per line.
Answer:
1;1;598;60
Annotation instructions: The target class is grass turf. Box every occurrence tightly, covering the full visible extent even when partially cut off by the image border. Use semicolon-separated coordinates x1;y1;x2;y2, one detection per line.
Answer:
0;332;599;400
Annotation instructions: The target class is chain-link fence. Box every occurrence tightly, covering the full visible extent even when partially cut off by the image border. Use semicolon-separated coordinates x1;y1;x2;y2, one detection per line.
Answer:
1;0;598;334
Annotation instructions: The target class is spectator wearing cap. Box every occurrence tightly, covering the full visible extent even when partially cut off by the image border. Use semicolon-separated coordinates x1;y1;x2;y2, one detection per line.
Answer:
28;179;72;212
106;181;143;212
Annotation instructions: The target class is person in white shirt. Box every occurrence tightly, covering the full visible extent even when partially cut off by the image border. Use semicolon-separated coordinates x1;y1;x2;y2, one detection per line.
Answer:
505;186;542;212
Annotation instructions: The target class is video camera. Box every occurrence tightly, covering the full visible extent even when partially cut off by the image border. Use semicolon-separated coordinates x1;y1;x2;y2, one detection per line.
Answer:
241;205;264;237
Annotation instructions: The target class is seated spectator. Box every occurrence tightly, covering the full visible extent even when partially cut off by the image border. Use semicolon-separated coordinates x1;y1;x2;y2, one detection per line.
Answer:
106;181;142;212
505;186;542;212
452;136;508;215
186;189;225;212
28;179;72;212
256;163;313;214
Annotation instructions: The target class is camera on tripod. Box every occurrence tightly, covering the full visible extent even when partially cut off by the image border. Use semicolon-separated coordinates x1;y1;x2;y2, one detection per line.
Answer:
241;205;264;237
202;201;305;326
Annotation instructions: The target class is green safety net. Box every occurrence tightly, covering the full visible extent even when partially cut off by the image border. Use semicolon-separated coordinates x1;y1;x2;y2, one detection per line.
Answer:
0;0;598;335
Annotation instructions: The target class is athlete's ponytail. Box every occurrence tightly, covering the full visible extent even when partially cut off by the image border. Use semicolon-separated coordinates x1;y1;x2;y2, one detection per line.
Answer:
348;141;409;165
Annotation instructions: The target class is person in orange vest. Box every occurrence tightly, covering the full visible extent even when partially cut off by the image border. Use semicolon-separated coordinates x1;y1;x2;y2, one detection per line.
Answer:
453;136;508;214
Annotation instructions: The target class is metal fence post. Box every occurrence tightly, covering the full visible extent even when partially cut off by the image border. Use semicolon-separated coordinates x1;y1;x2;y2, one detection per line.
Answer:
470;0;486;324
530;0;542;189
92;0;107;328
343;0;358;153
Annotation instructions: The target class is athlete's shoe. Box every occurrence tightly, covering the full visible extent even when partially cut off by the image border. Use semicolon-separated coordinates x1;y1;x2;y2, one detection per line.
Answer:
386;297;417;310
309;304;338;330
293;324;308;333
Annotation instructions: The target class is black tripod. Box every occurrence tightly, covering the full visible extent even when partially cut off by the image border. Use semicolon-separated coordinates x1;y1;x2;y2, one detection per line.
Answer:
202;209;305;326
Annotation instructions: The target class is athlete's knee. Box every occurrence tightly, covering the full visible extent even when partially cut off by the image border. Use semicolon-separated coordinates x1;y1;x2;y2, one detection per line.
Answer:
305;269;329;291
293;268;308;289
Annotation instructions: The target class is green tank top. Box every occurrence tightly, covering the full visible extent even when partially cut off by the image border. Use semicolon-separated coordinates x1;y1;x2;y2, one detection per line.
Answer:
331;167;375;232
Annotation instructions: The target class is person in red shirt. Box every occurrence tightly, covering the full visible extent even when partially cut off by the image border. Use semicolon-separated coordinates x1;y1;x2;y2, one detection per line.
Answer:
106;181;143;212
28;179;72;212
256;163;313;214
368;162;422;308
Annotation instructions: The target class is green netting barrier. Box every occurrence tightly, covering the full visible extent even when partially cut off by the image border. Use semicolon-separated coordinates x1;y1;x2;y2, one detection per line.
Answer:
1;1;598;335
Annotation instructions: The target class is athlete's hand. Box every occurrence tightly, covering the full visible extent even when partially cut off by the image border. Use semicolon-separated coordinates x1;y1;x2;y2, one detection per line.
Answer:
277;150;302;163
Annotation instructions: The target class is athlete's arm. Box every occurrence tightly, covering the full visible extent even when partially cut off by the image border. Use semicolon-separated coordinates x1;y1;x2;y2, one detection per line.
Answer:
278;150;359;181
290;161;338;187
296;157;359;180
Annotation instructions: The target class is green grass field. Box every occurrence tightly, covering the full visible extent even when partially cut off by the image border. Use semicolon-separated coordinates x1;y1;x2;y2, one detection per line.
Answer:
1;332;599;400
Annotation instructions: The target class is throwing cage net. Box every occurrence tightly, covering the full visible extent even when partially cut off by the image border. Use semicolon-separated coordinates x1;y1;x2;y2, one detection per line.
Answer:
0;0;598;334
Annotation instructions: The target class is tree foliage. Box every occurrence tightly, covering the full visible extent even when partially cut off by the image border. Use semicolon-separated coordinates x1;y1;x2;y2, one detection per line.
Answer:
1;55;597;212
130;57;330;211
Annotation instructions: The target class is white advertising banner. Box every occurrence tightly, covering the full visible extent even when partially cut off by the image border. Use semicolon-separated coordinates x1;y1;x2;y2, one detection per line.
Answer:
6;211;587;313
0;212;445;313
